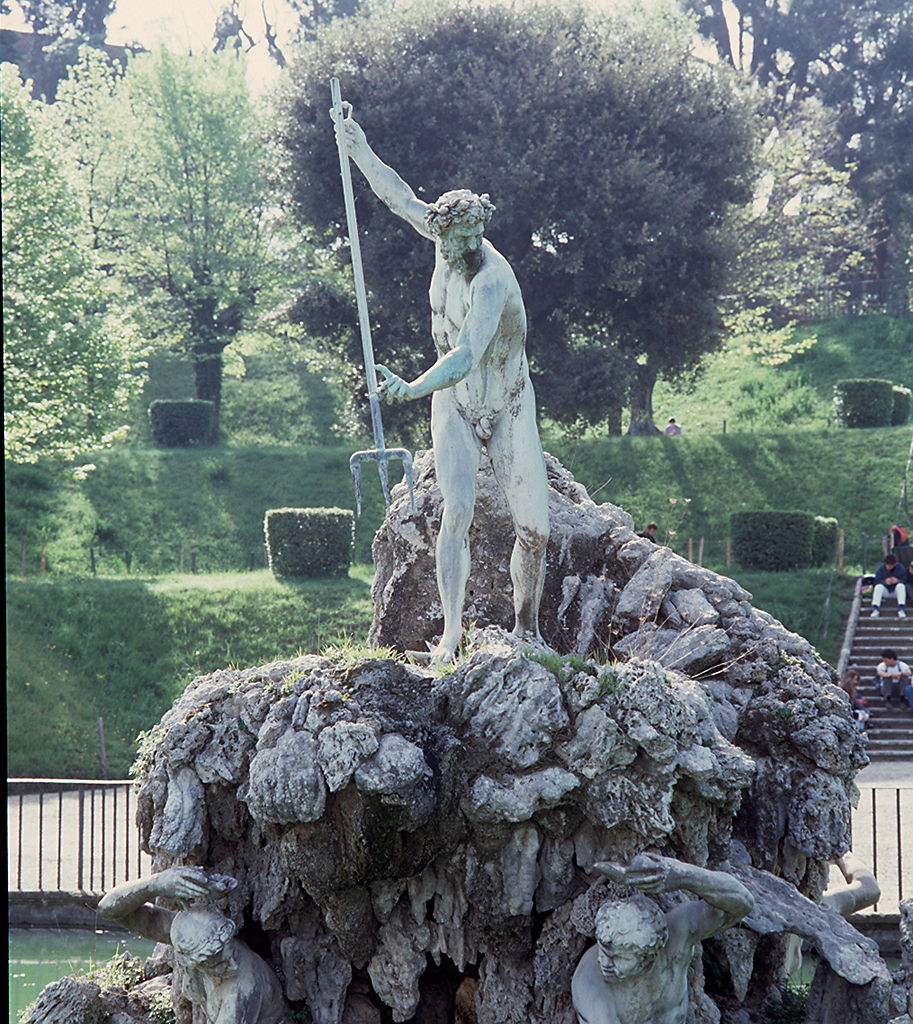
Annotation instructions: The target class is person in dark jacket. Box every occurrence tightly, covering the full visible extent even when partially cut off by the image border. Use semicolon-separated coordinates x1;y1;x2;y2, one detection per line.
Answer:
871;554;907;617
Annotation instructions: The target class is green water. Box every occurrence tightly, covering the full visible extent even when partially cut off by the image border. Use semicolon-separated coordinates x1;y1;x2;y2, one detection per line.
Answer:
8;928;156;1023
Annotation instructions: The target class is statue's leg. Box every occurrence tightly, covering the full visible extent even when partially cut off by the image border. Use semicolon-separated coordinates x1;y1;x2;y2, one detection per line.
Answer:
430;393;480;663
488;389;550;640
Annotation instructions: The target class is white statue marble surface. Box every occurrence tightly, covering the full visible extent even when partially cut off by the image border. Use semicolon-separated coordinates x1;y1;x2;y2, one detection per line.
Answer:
571;853;754;1024
335;110;550;663
98;867;288;1024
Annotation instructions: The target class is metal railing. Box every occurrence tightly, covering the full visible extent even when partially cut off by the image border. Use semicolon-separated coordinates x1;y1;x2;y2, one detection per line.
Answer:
8;779;152;893
852;786;911;914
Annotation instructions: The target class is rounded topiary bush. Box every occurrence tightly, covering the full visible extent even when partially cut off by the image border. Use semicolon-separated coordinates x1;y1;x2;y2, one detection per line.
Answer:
148;400;215;447
811;515;839;567
731;510;815;570
891;385;912;426
265;507;354;578
833;379;895;428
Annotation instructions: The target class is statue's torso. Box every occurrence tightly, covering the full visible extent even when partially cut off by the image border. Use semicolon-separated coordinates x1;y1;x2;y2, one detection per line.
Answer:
181;941;286;1024
429;243;529;428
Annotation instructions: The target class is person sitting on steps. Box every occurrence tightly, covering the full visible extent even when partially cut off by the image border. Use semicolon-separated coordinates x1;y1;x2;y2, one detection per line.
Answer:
870;553;907;617
875;648;911;707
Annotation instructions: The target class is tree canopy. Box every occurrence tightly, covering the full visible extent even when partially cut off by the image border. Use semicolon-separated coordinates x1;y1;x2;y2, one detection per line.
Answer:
684;0;912;282
2;63;143;462
277;1;755;436
53;49;275;437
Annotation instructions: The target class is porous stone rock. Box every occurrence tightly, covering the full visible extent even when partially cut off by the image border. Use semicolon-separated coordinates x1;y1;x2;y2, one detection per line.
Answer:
20;974;168;1024
369;451;631;655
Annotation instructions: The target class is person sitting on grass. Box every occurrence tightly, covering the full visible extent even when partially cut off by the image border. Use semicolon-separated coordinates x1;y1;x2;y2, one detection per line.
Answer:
875;649;912;707
870;554;907;617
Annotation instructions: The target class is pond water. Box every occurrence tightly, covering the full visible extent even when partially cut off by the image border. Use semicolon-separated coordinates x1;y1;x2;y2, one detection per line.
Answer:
8;928;156;1024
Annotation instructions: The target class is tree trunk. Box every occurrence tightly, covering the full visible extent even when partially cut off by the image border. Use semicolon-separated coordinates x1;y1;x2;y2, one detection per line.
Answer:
627;364;661;436
606;400;623;436
192;346;224;441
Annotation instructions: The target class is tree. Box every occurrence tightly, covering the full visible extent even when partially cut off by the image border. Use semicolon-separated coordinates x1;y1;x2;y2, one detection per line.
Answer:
50;47;132;255
683;0;912;284
727;96;872;322
277;2;755;436
14;0;114;43
1;63;143;462
111;50;271;437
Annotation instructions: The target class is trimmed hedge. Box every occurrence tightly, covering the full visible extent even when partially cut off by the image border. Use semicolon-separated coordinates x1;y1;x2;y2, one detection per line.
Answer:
892;386;912;426
148;400;215;447
833;379;895;428
731;510;816;570
265;507;354;578
811;515;839;567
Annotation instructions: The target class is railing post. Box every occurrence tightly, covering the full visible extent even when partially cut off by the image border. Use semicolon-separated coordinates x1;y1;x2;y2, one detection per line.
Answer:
112;784;118;886
90;787;96;891
101;784;107;890
77;786;85;892
17;792;24;889
57;790;63;891
898;788;904;902
123;786;130;882
871;788;878;911
37;791;44;891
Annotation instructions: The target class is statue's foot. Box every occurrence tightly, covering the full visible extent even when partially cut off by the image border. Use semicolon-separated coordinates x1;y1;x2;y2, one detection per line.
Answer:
512;625;547;648
429;638;460;666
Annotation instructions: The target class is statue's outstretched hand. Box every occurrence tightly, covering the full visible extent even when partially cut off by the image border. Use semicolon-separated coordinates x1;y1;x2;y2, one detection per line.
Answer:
155;866;237;902
594;853;674;892
376;363;413;403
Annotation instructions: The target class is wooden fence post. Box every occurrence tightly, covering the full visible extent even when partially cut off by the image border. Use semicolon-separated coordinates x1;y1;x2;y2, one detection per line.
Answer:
40;543;47;574
837;528;845;576
725;536;731;568
697;537;704;566
687;537;693;562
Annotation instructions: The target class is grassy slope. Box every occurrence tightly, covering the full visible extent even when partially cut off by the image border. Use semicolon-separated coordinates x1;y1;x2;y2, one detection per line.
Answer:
650;315;913;435
547;427;911;560
6;569;373;778
6;426;910;577
6;315;909;776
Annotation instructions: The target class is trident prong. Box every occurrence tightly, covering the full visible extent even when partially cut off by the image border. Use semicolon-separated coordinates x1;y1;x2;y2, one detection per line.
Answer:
331;77;415;517
350;448;415;517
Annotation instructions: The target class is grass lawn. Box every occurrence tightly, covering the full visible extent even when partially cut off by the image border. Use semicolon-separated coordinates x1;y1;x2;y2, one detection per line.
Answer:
6;568;374;778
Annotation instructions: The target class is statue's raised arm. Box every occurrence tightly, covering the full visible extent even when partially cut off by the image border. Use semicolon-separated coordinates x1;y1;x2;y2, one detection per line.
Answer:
332;111;432;239
595;852;754;939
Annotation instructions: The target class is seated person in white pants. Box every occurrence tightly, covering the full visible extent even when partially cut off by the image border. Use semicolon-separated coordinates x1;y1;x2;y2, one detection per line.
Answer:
871;554;907;617
876;648;911;704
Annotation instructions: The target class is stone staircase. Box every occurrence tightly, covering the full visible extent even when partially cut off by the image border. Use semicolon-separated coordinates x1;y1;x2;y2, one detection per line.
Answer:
843;582;913;760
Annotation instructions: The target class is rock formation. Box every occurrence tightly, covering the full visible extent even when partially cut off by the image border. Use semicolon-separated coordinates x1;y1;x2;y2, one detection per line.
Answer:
26;454;887;1024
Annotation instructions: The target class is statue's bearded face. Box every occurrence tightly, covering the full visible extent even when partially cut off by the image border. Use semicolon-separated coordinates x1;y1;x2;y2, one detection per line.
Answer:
438;222;485;270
